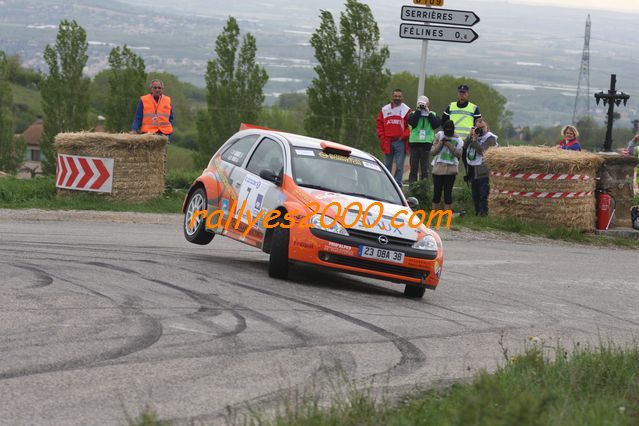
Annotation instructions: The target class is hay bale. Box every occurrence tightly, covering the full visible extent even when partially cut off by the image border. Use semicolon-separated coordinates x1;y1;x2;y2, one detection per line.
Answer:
484;147;604;231
54;132;167;201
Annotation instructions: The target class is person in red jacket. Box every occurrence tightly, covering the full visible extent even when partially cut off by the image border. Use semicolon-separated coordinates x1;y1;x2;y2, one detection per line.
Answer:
376;89;411;186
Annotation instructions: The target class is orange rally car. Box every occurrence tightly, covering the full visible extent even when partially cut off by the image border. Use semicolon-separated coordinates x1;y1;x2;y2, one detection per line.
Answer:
182;126;444;298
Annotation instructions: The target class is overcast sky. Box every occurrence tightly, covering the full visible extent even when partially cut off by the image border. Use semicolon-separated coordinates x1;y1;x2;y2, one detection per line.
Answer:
509;0;639;13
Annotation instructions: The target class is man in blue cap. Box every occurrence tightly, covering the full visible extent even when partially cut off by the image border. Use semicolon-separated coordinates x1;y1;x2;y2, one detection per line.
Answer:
441;84;481;140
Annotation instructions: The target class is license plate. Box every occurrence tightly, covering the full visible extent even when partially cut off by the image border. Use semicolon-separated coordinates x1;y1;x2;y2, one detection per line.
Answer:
358;245;404;264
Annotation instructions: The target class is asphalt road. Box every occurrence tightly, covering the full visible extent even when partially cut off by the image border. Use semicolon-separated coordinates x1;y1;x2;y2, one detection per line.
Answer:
1;211;638;425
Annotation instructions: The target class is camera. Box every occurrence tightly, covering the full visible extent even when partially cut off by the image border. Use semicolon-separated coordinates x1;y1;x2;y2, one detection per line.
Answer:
474;127;484;136
418;104;426;110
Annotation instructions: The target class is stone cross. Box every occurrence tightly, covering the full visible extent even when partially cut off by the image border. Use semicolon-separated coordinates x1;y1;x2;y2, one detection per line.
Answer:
594;74;630;152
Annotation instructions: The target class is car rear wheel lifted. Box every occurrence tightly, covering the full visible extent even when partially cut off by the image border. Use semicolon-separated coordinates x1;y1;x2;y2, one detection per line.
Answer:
184;187;214;245
404;284;426;299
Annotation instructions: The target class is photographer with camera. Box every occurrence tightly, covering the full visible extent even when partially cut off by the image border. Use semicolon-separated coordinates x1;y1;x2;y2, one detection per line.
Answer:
408;95;440;184
431;120;464;212
465;118;498;216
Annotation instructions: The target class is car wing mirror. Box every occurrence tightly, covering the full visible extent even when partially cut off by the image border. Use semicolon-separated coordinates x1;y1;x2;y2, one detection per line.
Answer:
407;196;419;210
259;169;282;186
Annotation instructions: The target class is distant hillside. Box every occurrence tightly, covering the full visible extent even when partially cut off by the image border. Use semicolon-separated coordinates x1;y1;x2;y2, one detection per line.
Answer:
1;0;638;127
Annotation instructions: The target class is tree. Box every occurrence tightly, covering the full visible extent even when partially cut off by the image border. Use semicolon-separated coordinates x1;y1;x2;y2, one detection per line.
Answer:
0;51;25;174
277;93;307;111
196;16;268;167
106;45;146;132
386;73;510;137
40;19;90;174
305;0;390;151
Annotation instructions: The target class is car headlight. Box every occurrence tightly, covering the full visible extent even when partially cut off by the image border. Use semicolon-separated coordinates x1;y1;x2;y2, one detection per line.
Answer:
310;214;349;236
412;234;438;251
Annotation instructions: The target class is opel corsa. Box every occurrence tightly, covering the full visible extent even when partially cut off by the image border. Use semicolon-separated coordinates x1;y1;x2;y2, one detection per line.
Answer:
183;126;444;298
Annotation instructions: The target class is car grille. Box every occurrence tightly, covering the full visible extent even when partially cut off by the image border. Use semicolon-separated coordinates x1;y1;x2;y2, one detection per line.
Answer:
347;228;415;247
319;252;428;279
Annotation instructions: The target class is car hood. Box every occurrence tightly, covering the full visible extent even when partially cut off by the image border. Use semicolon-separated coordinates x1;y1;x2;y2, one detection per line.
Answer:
300;188;429;241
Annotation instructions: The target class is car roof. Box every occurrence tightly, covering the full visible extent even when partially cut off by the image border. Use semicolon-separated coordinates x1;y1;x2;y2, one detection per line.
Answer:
234;129;378;162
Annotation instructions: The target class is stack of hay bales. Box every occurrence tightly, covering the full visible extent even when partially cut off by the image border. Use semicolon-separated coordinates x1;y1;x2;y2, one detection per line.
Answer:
484;147;604;230
54;132;167;201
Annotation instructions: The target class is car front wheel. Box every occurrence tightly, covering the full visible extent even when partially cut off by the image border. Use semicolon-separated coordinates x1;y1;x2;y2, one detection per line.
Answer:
184;187;214;245
404;284;426;299
268;225;289;279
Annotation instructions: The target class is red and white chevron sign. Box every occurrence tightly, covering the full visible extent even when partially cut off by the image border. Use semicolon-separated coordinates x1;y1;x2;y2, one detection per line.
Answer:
56;154;114;193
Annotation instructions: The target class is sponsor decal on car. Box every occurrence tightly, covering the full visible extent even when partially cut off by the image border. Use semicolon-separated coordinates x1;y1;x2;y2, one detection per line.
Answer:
318;152;363;166
362;160;382;171
325;241;354;256
293;240;314;249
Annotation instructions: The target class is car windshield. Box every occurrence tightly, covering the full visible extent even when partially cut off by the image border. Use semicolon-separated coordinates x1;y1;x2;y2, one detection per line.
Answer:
291;148;403;205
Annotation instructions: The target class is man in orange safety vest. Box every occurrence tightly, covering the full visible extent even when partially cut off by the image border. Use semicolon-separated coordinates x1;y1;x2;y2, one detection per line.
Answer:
131;79;174;136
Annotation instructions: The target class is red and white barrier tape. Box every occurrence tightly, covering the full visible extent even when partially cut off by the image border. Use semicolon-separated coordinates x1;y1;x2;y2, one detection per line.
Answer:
491;171;592;181
492;189;593;199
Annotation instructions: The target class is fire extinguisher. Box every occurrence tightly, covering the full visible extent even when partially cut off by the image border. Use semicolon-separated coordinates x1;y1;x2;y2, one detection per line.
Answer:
596;190;616;230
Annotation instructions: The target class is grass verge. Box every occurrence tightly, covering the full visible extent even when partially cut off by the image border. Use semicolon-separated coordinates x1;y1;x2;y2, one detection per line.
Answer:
453;214;639;249
0;176;185;214
130;342;639;425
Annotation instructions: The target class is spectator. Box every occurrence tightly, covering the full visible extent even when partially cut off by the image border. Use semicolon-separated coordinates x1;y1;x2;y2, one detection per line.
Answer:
442;84;481;140
131;79;174;178
625;134;639;191
465;118;498;216
557;125;581;151
408;95;440;184
431;120;464;212
626;134;639;157
376;89;411;186
131;79;174;137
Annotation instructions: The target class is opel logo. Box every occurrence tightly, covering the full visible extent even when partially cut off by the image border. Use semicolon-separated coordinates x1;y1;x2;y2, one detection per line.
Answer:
378;235;389;245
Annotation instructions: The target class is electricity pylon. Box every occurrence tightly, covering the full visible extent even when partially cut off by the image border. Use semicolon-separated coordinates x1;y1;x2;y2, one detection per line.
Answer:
572;15;591;124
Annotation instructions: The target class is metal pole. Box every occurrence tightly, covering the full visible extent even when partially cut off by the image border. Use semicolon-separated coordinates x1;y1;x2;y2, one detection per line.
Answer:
603;74;616;152
417;40;429;99
416;6;431;100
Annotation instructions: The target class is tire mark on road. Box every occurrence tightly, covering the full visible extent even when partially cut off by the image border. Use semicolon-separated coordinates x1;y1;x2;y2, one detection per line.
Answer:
0;302;162;381
0;262;53;288
215;277;427;378
86;261;248;339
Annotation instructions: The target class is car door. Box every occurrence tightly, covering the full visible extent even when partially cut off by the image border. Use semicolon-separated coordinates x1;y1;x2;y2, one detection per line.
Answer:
214;134;260;232
223;137;286;247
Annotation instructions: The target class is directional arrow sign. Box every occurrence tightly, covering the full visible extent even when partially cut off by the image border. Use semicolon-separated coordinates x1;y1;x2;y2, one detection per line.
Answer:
401;6;480;27
399;23;479;43
56;154;114;193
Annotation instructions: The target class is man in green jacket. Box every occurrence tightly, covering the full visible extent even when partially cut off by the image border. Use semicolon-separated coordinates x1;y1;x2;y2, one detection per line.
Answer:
408;95;440;183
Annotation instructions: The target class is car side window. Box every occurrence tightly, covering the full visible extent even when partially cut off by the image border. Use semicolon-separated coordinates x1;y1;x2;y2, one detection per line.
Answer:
221;135;259;166
246;138;284;176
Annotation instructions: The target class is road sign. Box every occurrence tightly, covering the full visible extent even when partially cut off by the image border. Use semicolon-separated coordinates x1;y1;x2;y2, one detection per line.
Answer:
413;0;444;6
401;6;480;27
56;154;113;193
399;23;479;43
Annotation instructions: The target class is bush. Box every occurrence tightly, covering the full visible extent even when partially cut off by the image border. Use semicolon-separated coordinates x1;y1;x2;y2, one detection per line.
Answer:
165;170;201;192
406;179;432;210
454;181;473;213
0;176;55;204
